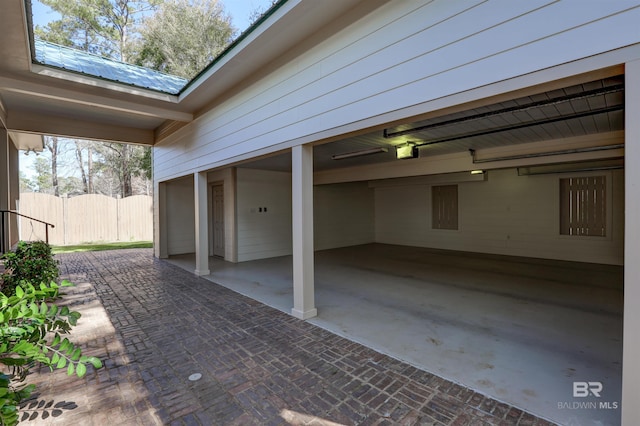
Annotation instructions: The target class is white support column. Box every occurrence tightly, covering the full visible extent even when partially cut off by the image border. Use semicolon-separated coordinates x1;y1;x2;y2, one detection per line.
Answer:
291;145;317;319
155;181;168;259
194;171;210;276
623;59;640;426
224;168;238;263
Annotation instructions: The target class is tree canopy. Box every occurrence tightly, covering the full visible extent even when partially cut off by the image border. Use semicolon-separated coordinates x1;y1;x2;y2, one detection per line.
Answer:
35;0;238;77
135;0;235;79
36;0;163;61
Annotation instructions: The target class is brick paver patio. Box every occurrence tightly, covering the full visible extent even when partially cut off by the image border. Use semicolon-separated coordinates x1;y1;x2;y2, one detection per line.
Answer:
18;249;556;425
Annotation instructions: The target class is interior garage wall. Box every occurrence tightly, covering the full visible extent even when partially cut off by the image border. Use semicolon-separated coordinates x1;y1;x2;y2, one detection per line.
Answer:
166;176;195;255
314;181;374;251
375;168;624;265
236;168;292;262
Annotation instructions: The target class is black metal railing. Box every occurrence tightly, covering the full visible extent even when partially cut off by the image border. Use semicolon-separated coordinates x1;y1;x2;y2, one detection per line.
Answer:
0;210;55;253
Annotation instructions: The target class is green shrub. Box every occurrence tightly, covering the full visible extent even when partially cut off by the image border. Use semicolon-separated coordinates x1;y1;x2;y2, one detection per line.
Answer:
1;242;60;297
0;242;101;425
0;281;101;426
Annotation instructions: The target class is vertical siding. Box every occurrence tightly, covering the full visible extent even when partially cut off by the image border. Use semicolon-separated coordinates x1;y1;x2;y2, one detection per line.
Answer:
154;0;640;182
236;168;292;261
18;193;64;243
18;193;152;245
118;195;153;242
375;168;624;265
65;194;117;243
314;182;375;251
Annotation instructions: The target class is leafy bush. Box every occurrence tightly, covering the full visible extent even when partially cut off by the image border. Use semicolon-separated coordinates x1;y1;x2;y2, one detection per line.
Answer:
1;242;60;297
0;281;101;425
0;242;101;425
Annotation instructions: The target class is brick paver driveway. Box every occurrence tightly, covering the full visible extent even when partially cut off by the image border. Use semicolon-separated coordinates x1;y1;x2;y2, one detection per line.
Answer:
19;249;555;425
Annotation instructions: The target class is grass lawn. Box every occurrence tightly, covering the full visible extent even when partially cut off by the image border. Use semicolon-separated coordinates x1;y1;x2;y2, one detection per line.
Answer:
52;241;153;254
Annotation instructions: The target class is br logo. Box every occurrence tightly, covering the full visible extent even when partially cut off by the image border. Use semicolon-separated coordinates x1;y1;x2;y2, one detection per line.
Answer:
573;382;603;397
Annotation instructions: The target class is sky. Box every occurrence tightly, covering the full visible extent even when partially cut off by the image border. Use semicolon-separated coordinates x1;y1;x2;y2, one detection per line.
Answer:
23;0;275;180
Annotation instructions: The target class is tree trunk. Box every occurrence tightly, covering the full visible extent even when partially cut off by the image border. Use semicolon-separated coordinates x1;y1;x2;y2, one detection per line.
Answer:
75;142;88;193
122;144;132;197
88;148;93;193
49;136;59;196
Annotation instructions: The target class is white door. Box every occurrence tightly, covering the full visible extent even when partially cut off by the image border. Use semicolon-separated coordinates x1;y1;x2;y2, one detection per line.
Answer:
212;185;225;257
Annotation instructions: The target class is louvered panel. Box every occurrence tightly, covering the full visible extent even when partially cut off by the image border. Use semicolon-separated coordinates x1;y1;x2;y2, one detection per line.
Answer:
560;176;606;236
432;185;458;230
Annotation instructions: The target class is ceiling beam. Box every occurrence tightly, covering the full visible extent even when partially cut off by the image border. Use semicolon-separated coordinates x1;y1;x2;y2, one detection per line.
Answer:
314;131;624;185
0;75;193;122
7;111;154;145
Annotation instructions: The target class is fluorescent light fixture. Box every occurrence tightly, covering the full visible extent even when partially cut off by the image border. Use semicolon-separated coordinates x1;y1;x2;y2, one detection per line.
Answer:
470;170;485;175
517;159;624;176
331;147;388;160
396;143;418;160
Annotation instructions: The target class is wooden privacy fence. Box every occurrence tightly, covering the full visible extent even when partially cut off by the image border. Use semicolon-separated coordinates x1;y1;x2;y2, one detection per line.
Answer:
18;193;152;245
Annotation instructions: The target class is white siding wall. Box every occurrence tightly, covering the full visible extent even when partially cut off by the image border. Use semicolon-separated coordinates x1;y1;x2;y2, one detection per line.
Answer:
314;182;374;251
236;168;292;261
375;168;624;265
154;0;640;182
166;176;195;255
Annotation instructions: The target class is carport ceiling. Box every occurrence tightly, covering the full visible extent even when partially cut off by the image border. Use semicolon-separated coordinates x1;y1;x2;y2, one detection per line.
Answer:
242;74;624;172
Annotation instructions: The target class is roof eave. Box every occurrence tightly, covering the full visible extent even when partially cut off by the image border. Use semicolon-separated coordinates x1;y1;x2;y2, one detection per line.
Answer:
31;63;183;101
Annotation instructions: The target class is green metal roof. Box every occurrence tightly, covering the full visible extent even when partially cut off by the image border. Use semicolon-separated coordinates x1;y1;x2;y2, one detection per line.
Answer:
34;39;188;95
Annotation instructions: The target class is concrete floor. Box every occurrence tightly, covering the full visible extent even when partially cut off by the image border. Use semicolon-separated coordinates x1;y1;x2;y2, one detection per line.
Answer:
167;243;623;426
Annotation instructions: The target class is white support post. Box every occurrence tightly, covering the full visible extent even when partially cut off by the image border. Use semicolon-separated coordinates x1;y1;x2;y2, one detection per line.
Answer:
155;181;168;259
623;59;640;426
291;145;317;319
194;171;210;276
